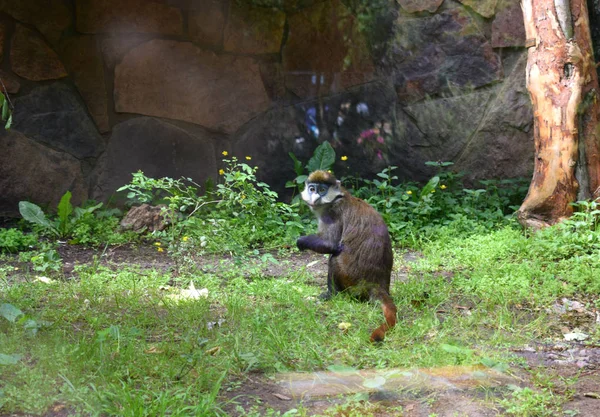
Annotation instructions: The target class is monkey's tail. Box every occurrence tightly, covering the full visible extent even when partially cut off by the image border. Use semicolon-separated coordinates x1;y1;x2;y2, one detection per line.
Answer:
369;288;397;343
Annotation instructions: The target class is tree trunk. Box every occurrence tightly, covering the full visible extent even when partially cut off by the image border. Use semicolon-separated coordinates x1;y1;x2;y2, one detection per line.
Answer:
517;0;600;229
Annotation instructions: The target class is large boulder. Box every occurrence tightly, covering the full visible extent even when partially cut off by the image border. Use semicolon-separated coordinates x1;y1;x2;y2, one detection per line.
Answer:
114;40;271;134
397;0;443;13
189;0;226;48
402;90;497;164
12;83;105;159
10;24;67;81
390;5;502;102
0;131;87;217
75;0;183;35
0;0;71;45
233;105;304;197
0;21;6;62
458;0;497;18
491;0;526;48
60;36;110;133
224;2;286;54
100;34;151;69
453;51;534;182
92;117;220;202
282;0;375;98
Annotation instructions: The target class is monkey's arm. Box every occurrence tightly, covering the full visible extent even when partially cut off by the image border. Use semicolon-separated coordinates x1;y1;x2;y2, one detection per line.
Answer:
297;235;342;255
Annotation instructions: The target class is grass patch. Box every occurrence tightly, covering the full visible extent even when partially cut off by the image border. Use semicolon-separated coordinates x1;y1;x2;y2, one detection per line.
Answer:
3;219;599;415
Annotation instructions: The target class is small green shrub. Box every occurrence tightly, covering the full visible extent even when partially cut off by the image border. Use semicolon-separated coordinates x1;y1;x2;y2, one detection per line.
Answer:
351;163;528;246
18;243;62;274
286;141;336;203
0;229;36;253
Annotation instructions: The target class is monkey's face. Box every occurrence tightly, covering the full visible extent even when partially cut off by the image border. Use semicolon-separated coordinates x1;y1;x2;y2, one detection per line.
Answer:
301;180;343;210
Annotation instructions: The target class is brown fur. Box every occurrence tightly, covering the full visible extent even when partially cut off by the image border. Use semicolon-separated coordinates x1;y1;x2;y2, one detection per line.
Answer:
298;171;396;342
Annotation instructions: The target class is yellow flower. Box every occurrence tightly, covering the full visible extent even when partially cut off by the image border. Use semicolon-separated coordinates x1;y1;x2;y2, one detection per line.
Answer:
406;190;412;195
154;242;161;246
245;156;252;160
182;236;189;242
440;184;447;189
431;189;435;193
341;156;348;161
219;169;225;175
222;151;228;156
157;247;164;253
241;194;246;200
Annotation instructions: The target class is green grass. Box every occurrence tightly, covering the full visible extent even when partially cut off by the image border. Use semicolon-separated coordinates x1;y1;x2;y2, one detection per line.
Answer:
1;222;600;415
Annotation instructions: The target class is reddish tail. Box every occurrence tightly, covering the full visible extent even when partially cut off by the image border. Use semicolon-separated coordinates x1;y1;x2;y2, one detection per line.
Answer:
369;290;397;343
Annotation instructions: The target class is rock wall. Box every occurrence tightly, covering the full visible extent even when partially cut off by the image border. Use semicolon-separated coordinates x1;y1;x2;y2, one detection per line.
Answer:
0;0;535;216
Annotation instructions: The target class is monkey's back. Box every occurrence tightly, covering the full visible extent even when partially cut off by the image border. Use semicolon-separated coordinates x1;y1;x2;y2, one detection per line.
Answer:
328;195;393;295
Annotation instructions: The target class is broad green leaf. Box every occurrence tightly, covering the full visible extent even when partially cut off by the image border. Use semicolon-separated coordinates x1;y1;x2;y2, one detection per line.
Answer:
288;152;304;176
18;202;58;235
1;100;8;121
0;353;22;365
420;176;440;198
57;191;73;236
307;141;335;173
5;113;12;129
0;303;23;322
0;94;5;108
295;175;308;184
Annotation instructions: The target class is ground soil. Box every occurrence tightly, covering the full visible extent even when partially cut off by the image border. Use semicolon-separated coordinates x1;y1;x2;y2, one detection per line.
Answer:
2;244;600;416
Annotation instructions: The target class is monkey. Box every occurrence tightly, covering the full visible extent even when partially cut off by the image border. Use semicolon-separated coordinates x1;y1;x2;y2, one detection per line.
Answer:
296;170;396;342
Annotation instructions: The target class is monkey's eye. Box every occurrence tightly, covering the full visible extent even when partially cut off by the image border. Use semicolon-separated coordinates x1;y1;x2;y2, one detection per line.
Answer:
317;185;328;195
308;185;316;193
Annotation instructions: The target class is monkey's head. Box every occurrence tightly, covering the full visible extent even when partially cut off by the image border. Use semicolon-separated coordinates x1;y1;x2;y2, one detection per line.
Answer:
301;170;344;211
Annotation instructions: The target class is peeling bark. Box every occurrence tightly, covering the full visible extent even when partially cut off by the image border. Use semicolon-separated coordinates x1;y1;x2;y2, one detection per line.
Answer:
518;0;600;229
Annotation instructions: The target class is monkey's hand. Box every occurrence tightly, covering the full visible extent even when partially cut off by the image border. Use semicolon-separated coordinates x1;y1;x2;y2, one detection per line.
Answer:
297;235;340;255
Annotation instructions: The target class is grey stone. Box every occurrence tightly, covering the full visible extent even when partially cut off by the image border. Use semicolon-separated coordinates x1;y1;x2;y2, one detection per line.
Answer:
453;51;534;182
114;40;271;134
492;0;526;47
397;0;444;13
233;105;304;198
402;89;496;164
12;82;105;159
458;0;497;18
92;117;219;202
0;130;87;217
391;7;502;101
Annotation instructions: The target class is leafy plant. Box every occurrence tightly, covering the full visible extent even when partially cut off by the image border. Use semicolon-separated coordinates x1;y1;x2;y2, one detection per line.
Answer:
18;243;62;273
19;192;103;239
349;162;528;246
0;228;36;253
286;141;336;200
0;90;13;129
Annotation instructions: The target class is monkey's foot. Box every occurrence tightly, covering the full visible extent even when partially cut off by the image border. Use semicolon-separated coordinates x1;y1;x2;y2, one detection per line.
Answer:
318;291;332;301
